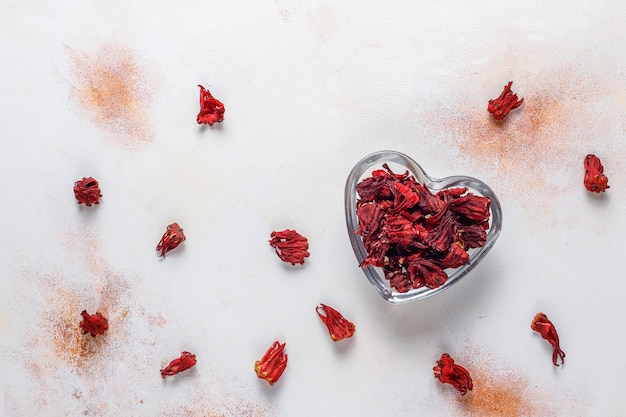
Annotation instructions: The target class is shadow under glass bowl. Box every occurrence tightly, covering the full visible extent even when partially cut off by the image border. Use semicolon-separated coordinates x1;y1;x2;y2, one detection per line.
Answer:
344;150;503;304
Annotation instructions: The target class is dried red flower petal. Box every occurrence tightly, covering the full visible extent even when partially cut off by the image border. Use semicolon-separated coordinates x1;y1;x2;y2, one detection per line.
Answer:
440;242;470;269
197;85;225;125
448;194;491;223
531;312;566;366
487;81;524;120
73;177;102;206
156;222;186;257
355;165;491;293
269;229;310;265
456;224;487;249
433;353;473;395
407;256;448;289
583;154;609;193
316;304;356;342
254;341;288;385
79;310;108;337
160;351;197;378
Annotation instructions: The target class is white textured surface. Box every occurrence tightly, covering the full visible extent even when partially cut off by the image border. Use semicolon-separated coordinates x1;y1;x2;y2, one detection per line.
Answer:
1;1;625;416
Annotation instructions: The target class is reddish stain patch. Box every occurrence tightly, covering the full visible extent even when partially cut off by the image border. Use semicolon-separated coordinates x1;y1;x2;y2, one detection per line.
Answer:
162;397;275;417
42;281;103;368
456;369;534;417
426;74;615;196
68;43;154;146
443;351;586;417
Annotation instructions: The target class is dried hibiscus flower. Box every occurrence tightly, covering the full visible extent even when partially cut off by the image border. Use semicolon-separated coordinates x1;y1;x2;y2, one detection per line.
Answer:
79;310;108;337
583;154;609;193
254;341;287;385
316;304;355;342
156;222;186;257
355;164;491;293
487;81;523;120
531;312;565;366
269;229;310;265
433;353;473;395
161;351;197;378
197;85;225;125
73;177;102;206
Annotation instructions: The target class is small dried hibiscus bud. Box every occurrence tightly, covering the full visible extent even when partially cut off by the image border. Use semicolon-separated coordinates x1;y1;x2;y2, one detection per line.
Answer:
488;81;523;120
79;310;108;337
197;85;225;125
433;353;473;395
160;351;197;378
531;312;565;366
254;341;287;385
73;177;102;206
269;229;310;265
156;222;186;257
583;154;609;193
316;304;355;342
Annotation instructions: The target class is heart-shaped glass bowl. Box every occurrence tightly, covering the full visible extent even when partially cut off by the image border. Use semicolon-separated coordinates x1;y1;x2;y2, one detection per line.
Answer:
345;150;502;304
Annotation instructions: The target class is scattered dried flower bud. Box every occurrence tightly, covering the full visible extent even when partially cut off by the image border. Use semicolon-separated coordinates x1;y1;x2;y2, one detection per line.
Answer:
531;312;565;366
433;353;473;395
73;177;102;206
355;165;491;292
316;304;356;342
197;85;225;125
487;81;523;120
584;154;609;193
156;223;186;257
79;310;108;337
269;229;310;265
160;351;197;378
254;341;288;385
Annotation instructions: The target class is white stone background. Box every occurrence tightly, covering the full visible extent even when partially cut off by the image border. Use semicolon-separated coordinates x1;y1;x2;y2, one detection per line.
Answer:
1;1;625;416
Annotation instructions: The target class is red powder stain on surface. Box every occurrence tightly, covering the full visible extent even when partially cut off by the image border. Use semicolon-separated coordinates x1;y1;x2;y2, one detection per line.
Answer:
443;350;587;417
160;389;276;417
425;73;617;198
41;280;104;368
68;43;154;146
456;369;535;417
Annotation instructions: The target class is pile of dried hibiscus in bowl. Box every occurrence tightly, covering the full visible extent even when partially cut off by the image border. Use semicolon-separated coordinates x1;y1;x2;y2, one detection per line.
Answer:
345;150;502;303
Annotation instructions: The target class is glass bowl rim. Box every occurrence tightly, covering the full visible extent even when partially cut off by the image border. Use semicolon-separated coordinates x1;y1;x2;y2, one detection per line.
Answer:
344;150;503;304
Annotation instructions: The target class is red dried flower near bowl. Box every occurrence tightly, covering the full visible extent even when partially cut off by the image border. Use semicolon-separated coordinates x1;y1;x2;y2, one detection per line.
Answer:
316;304;355;342
269;229;310;265
161;351;197;378
254;341;288;385
156;222;186;257
79;310;108;337
74;177;102;206
197;85;225;125
433;353;473;395
531;312;565;366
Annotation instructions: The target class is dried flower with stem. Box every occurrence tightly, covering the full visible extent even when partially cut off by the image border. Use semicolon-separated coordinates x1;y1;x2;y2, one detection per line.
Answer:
531;312;566;366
